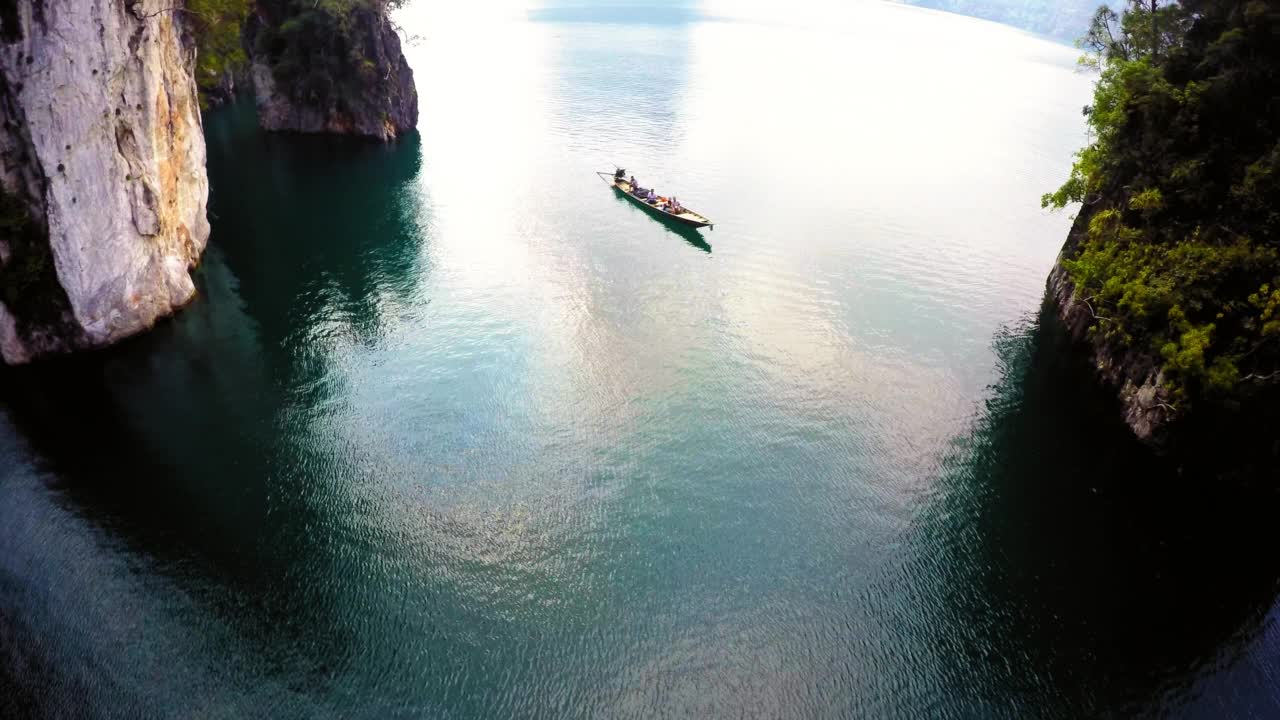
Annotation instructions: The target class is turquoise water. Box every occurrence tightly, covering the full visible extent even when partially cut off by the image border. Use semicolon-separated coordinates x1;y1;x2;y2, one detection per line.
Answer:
3;2;1280;717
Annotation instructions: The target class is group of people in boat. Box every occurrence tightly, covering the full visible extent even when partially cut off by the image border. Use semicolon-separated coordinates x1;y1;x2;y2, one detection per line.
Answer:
616;169;684;214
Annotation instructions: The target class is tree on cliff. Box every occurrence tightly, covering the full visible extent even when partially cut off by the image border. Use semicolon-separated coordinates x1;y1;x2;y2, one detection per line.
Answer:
1044;0;1280;414
1077;1;1185;65
184;0;406;106
186;0;254;104
251;0;389;109
245;0;417;139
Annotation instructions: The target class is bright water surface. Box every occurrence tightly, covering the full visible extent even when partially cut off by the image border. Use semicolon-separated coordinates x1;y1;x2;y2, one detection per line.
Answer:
3;2;1280;717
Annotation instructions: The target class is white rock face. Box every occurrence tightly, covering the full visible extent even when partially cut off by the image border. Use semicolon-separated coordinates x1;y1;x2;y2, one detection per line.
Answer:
0;0;210;363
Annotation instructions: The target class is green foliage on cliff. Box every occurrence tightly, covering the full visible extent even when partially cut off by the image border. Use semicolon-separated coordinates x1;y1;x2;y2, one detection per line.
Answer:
184;0;405;106
1044;1;1280;408
185;0;253;105
251;0;404;110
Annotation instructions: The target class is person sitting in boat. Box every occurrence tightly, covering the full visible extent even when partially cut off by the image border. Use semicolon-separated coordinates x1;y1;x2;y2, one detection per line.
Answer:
646;189;658;204
668;196;682;213
629;175;637;188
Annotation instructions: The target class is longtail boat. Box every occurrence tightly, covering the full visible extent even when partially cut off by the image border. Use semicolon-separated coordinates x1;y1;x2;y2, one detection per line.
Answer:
596;170;714;230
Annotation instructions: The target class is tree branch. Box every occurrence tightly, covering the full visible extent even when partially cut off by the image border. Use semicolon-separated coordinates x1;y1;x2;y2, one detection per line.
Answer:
1243;370;1279;383
132;4;215;23
1080;296;1113;324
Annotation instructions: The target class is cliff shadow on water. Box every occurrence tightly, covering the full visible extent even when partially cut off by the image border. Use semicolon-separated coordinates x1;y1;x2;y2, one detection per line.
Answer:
0;98;429;521
203;98;427;351
881;304;1280;717
0;100;432;716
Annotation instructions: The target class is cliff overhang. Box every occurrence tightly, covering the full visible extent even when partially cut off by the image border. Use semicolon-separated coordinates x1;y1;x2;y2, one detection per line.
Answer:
0;0;211;364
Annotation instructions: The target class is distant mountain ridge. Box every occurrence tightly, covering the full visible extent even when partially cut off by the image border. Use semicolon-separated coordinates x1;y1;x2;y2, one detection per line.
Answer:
900;0;1117;43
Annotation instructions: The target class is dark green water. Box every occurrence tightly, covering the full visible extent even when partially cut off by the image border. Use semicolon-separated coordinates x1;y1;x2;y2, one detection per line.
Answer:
3;3;1280;718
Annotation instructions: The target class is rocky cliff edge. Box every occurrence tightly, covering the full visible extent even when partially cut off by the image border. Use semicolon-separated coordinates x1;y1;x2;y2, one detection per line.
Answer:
0;0;210;364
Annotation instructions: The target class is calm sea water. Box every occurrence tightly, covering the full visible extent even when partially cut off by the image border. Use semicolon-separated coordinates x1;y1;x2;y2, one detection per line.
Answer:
3;2;1279;717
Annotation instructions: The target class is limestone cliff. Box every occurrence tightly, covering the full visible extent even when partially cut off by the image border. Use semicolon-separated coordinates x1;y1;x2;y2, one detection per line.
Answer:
246;3;417;141
0;0;210;364
1046;208;1176;446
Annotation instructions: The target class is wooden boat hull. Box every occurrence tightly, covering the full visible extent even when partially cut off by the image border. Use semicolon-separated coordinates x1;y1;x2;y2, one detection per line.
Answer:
600;174;713;229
